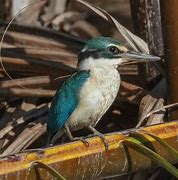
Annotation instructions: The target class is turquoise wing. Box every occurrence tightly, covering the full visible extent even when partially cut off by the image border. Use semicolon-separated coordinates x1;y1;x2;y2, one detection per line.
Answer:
47;70;89;137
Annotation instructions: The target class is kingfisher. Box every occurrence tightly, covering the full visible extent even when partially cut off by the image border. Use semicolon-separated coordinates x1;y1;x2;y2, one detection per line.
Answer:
47;37;160;148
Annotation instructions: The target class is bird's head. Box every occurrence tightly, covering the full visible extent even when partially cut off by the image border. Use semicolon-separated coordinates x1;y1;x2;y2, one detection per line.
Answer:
77;37;160;70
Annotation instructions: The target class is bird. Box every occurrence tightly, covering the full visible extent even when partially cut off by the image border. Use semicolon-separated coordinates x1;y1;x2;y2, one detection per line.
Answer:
47;36;160;149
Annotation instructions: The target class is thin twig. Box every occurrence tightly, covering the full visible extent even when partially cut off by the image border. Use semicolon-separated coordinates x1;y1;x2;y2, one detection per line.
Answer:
0;0;46;87
136;103;178;128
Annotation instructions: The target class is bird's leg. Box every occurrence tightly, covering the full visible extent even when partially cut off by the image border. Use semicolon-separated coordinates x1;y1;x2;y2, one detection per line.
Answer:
88;125;109;150
50;129;64;146
64;124;89;147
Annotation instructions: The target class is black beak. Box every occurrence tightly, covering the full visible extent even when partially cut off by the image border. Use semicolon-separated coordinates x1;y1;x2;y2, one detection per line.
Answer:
117;51;160;64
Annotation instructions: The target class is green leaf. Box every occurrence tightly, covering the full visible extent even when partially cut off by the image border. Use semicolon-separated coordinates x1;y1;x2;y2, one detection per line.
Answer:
122;137;178;178
145;132;178;160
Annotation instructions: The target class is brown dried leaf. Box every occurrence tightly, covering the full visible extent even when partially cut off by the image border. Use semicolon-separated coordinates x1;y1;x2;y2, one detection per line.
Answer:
77;0;149;53
1;116;47;156
137;95;165;127
0;103;48;139
70;20;101;38
137;102;178;128
118;81;147;105
52;11;81;30
0;76;52;88
137;78;167;127
0;88;55;97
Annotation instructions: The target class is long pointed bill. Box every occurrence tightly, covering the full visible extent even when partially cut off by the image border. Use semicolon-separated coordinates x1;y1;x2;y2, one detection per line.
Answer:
117;51;160;65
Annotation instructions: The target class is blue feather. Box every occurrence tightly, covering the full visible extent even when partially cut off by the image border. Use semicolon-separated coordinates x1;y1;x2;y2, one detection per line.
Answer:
47;70;89;137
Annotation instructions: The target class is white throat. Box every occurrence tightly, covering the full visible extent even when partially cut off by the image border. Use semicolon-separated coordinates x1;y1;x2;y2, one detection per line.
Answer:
77;57;122;71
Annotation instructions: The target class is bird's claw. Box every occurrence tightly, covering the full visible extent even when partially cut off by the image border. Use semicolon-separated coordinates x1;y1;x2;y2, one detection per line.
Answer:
73;137;90;147
88;126;109;150
93;132;109;150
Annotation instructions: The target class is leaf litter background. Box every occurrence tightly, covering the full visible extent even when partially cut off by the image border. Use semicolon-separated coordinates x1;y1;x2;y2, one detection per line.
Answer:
0;1;171;178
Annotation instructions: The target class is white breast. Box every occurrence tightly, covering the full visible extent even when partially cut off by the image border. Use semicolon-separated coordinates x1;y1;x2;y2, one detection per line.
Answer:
67;59;120;131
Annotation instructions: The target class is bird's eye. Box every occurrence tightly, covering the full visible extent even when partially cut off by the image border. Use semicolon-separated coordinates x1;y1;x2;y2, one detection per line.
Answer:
108;46;120;54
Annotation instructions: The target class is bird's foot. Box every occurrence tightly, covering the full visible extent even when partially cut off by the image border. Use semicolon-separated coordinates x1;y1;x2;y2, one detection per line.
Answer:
88;126;109;150
72;137;90;147
94;132;109;150
64;124;90;147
